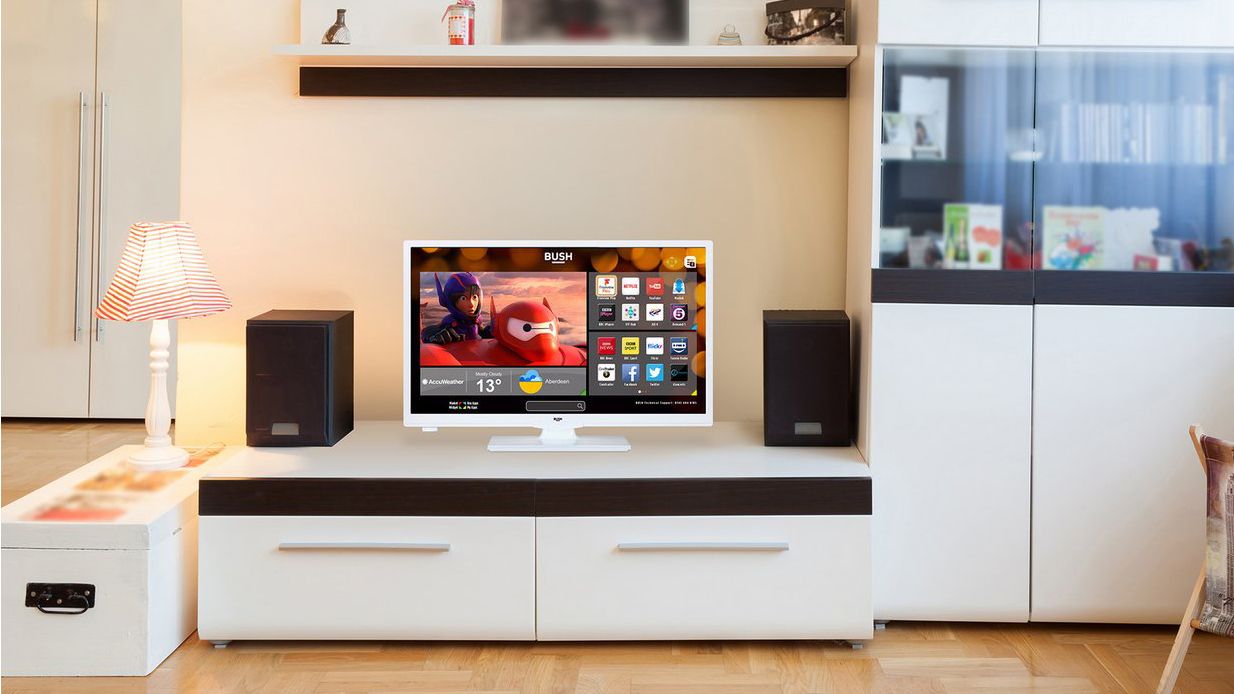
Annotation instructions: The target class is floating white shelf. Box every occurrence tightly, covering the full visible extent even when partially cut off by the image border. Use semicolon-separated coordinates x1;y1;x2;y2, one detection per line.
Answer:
273;43;858;68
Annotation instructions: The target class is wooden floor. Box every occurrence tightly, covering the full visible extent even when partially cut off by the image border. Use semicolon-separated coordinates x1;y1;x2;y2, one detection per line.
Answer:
3;421;1233;694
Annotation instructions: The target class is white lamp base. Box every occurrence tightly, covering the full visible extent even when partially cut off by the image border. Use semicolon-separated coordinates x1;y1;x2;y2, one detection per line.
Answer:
127;444;190;471
128;318;189;471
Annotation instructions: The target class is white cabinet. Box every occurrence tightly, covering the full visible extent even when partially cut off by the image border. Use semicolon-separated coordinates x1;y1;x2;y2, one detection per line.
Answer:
1039;0;1234;48
1;0;180;418
877;0;1039;47
868;303;1033;621
199;516;537;640
536;515;871;641
1031;305;1234;623
1;0;97;417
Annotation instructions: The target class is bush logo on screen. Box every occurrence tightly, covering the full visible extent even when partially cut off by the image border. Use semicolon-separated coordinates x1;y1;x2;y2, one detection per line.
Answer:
545;251;573;264
596;275;617;297
670;364;689;382
621;363;640;383
597;337;616;355
670;337;688;355
597;364;615;382
670;304;688;322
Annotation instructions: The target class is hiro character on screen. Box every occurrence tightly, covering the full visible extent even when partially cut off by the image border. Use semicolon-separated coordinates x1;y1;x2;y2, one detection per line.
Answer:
420;272;492;344
420;274;587;367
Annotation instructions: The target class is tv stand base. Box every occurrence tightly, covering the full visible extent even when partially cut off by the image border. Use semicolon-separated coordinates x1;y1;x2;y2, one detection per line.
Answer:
488;426;630;452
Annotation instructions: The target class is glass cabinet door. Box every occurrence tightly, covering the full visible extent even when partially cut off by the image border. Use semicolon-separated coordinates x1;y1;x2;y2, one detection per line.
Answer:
1035;51;1234;273
878;48;1036;271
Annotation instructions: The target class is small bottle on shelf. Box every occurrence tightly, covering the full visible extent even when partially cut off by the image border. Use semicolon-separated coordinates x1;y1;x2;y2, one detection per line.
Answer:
322;9;351;45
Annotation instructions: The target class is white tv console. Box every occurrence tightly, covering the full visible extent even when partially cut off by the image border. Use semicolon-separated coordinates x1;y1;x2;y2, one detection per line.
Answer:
197;421;872;643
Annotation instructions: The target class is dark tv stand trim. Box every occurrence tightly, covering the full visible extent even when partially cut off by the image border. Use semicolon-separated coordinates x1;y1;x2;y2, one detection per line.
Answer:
871;268;1234;307
199;476;872;517
299;66;848;98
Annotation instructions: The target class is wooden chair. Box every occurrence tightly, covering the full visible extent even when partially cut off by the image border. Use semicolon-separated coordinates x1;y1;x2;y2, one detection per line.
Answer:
1157;425;1234;693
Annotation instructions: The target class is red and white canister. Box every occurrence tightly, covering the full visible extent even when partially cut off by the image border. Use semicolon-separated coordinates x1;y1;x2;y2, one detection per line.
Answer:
443;0;476;45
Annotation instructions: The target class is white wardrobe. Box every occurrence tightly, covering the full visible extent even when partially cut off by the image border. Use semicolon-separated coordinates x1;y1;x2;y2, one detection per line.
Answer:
2;0;181;418
847;0;1234;623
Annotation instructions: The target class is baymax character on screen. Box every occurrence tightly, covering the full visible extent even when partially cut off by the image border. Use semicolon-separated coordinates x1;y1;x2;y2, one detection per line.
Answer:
421;272;491;344
420;297;587;367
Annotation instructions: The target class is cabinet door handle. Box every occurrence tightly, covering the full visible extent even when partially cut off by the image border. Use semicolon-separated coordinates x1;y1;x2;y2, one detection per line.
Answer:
94;91;109;342
277;542;451;552
73;92;87;342
616;542;790;552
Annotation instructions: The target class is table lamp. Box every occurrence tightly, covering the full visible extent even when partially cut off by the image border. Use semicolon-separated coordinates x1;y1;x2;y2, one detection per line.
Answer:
95;222;231;470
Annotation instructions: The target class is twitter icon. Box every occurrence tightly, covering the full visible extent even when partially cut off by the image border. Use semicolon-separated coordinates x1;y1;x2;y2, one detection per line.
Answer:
646;363;665;382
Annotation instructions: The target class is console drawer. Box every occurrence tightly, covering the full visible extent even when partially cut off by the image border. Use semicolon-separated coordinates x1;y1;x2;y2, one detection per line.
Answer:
536;515;871;640
198;516;534;640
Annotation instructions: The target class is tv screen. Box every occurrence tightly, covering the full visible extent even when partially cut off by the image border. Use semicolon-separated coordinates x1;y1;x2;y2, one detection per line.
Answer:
406;244;709;421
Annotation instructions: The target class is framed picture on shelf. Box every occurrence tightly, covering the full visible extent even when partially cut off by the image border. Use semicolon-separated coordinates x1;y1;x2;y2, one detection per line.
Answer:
500;0;688;43
881;113;914;160
900;75;949;160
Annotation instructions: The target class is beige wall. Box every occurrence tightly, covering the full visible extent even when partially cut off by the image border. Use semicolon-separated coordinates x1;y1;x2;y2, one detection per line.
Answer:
176;0;851;444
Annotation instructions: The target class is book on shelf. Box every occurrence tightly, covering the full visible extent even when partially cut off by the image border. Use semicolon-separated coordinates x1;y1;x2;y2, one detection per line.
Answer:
1219;74;1232;165
942;204;1003;270
1153;237;1198;272
1133;254;1175;272
1042;206;1104;270
1049;100;1218;165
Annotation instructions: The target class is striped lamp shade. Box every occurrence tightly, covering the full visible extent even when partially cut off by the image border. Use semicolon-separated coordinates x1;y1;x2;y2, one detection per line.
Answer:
95;222;231;322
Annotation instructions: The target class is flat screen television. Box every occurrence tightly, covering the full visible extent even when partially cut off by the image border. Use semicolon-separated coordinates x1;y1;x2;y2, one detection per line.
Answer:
404;241;713;451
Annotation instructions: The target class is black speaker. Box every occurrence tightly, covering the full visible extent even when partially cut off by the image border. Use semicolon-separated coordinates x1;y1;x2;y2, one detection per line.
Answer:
763;310;851;446
247;310;354;447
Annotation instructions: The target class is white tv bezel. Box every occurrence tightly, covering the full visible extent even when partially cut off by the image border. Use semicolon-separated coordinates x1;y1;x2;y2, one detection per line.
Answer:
403;240;714;431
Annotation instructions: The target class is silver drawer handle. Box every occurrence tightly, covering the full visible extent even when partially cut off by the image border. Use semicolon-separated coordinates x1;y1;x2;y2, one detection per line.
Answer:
277;542;451;552
616;542;789;552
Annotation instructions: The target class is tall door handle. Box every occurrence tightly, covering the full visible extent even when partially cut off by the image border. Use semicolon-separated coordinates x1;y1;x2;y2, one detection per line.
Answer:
94;91;109;342
73;92;87;342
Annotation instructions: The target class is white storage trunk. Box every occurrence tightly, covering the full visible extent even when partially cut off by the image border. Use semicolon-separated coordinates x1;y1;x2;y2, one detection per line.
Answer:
1;445;237;676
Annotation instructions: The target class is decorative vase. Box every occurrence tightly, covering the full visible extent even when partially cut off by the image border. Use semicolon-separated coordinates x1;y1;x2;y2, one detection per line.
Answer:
717;24;742;46
322;8;352;45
